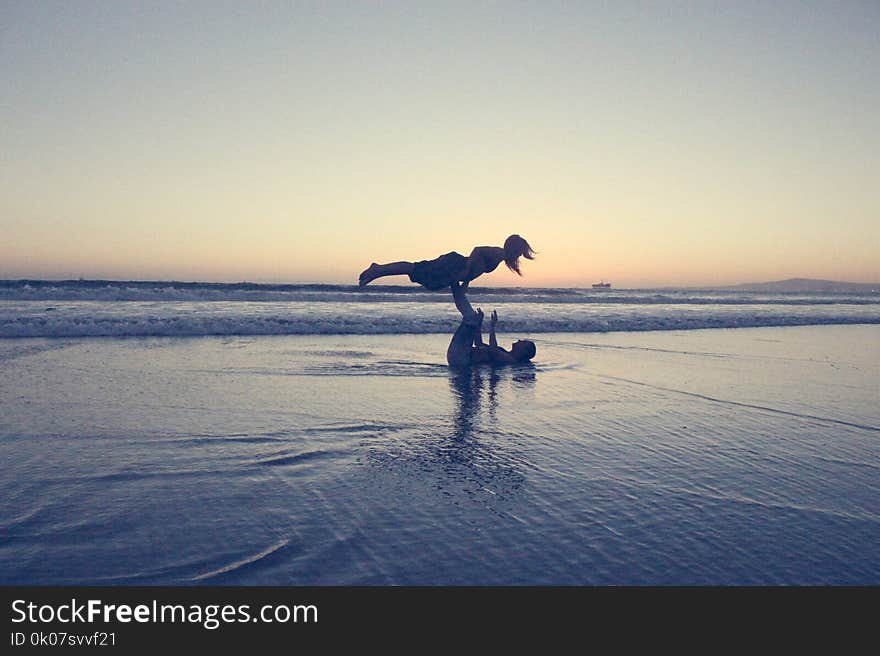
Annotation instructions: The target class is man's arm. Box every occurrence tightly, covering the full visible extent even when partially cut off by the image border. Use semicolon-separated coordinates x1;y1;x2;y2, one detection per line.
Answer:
474;320;486;347
486;310;515;363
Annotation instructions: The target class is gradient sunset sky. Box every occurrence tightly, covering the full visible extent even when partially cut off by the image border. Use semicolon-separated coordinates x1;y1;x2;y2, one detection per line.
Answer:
2;1;878;287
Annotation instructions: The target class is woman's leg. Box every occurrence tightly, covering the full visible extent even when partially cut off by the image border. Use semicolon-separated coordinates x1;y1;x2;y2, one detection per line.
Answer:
359;261;414;286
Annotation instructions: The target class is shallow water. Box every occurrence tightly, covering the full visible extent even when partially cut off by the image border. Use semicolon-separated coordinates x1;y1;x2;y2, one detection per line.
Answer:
1;325;878;584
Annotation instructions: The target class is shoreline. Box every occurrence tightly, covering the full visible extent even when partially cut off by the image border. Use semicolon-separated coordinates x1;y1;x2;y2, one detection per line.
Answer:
1;320;879;341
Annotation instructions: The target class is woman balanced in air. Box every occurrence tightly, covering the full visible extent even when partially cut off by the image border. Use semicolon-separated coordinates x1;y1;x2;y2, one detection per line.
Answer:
358;234;535;290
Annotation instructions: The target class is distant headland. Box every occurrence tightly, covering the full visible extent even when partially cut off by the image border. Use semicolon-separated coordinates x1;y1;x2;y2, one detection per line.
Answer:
718;278;878;293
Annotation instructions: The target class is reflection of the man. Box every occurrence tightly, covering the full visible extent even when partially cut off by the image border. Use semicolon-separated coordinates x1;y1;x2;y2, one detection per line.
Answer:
449;364;537;441
434;364;535;500
363;364;537;503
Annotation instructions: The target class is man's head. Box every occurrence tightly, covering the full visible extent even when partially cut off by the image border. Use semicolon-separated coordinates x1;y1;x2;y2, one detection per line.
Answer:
510;340;536;362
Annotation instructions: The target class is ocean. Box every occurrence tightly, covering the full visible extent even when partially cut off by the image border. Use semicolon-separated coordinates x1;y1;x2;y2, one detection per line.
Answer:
1;280;878;584
1;279;879;338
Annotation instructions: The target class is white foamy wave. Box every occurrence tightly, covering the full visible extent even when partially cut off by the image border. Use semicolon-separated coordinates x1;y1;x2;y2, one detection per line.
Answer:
1;280;877;305
2;303;878;338
3;280;879;338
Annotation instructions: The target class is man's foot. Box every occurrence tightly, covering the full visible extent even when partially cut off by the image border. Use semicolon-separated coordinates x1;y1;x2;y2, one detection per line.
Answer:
358;263;381;287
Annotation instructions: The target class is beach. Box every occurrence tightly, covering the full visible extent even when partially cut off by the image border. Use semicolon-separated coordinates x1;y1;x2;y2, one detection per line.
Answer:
1;324;877;585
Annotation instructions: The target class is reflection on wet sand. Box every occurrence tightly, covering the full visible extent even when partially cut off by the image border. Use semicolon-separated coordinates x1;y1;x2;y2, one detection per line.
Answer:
448;364;537;441
362;364;537;503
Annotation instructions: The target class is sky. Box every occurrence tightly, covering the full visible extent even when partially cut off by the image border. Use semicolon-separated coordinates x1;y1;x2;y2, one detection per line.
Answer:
1;1;878;287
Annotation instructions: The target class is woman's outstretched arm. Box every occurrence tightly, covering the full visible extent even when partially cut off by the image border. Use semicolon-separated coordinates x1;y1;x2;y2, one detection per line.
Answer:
458;246;504;284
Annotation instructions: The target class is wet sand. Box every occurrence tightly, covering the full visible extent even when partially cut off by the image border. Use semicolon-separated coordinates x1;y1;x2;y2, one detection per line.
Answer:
1;325;877;584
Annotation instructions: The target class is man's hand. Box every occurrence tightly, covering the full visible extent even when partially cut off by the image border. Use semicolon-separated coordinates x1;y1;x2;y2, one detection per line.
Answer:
490;310;498;325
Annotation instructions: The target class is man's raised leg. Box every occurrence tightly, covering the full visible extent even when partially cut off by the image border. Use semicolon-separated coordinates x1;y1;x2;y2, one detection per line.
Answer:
446;282;481;367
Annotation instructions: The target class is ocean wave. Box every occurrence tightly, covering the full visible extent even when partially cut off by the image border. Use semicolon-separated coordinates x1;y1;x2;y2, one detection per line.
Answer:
2;280;878;338
1;310;877;338
1;280;876;305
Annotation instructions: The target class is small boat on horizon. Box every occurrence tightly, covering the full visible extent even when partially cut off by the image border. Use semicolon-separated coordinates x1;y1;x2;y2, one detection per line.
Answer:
592;281;611;289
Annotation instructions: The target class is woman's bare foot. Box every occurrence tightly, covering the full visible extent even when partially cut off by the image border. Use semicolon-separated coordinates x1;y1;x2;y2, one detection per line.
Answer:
358;263;381;286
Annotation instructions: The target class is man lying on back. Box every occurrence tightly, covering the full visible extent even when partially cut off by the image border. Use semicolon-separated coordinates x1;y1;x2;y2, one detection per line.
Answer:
446;282;536;368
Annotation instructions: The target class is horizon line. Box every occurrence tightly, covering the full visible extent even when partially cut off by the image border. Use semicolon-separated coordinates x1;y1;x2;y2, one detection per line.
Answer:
1;276;878;291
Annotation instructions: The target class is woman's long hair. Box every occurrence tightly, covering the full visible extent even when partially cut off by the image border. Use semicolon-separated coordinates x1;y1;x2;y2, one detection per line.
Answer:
503;234;536;275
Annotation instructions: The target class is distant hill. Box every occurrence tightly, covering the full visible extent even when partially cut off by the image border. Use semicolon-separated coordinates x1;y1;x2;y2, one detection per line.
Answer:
724;278;879;293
